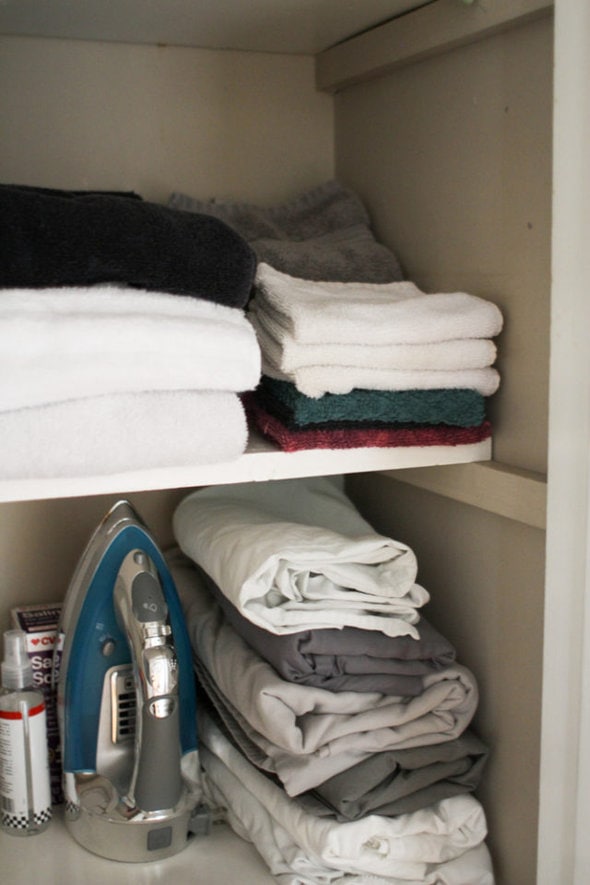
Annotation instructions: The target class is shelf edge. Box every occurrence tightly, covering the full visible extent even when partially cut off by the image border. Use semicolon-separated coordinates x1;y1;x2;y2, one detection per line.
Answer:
379;459;547;529
0;437;491;504
316;0;554;93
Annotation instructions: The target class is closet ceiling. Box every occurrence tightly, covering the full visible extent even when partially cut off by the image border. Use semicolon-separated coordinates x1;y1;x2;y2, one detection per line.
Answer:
0;0;431;54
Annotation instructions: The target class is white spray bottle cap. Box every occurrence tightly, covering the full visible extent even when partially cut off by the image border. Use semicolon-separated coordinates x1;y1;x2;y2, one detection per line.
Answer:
1;629;34;690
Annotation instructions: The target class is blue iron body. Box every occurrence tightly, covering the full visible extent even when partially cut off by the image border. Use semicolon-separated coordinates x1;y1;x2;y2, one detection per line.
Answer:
55;499;203;862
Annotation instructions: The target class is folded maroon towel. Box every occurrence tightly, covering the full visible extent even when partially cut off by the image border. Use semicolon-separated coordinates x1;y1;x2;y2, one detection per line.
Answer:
246;395;492;452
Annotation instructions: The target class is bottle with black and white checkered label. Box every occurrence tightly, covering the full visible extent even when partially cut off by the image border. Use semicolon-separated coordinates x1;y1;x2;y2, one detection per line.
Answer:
0;631;52;836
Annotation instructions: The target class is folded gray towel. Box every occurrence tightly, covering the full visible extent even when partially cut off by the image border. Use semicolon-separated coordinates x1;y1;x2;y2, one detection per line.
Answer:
169;179;404;283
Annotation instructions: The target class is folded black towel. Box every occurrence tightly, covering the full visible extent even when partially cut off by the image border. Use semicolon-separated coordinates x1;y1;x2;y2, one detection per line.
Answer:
1;184;256;307
0;183;143;200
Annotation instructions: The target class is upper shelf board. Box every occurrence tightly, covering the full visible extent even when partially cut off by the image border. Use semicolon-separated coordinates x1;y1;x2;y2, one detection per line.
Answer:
0;429;491;503
0;0;431;54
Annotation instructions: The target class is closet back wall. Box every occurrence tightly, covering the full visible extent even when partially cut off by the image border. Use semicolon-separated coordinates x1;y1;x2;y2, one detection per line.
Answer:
0;35;334;201
0;34;334;621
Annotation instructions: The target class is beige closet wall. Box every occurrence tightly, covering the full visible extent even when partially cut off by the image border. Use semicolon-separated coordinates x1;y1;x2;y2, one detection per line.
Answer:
340;16;552;885
0;35;334;203
0;34;334;626
335;16;552;474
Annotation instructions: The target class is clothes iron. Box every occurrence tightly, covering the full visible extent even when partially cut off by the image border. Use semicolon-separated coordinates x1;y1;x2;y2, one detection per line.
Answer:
54;499;208;862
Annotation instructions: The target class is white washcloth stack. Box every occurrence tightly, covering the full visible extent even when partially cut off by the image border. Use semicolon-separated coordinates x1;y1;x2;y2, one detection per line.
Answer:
0;285;261;479
248;263;503;399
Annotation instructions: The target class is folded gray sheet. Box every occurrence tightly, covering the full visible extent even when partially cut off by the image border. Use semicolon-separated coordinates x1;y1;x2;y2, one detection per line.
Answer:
193;558;455;696
169;179;404;283
171;547;478;796
196;672;488;821
305;729;489;821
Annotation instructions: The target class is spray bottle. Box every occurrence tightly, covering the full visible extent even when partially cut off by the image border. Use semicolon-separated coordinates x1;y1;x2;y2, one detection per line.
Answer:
0;629;52;835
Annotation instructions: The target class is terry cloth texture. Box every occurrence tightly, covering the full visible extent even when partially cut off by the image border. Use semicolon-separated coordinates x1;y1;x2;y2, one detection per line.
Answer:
171;556;478;795
0;285;261;410
0;183;256;306
246;396;492;453
0;183;142;200
249;302;498;372
199;711;493;884
253;264;504;346
0;390;248;480
169;551;454;696
173;476;428;638
261;357;500;399
169;180;404;283
256;378;487;428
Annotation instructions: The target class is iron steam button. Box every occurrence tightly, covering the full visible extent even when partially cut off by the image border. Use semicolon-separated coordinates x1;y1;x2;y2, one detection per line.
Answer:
131;571;168;622
101;638;116;657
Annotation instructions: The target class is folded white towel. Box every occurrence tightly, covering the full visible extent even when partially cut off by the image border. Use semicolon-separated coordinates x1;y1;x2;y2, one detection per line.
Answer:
200;712;493;883
173;477;428;638
0;390;248;480
253;264;504;346
249;303;498;372
262;358;501;399
0;285;261;410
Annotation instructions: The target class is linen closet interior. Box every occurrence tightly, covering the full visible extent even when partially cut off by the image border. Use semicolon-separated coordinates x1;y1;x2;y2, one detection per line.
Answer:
0;2;553;884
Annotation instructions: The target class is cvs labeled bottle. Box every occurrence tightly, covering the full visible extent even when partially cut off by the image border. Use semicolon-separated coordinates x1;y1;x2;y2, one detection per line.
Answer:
0;629;52;835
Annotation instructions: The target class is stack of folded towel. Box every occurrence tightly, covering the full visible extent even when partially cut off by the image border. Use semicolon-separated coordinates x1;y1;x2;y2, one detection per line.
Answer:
171;476;495;883
0;184;261;479
245;264;503;452
170;178;503;454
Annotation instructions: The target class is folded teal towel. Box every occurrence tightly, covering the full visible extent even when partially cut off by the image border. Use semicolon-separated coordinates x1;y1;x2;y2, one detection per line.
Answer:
256;377;486;428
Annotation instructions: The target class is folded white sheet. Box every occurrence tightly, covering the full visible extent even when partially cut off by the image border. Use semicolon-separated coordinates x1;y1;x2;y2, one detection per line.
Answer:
199;712;494;884
0;284;261;410
253;264;504;346
261;358;501;399
173;558;477;796
0;390;248;480
249;304;498;372
173;477;428;637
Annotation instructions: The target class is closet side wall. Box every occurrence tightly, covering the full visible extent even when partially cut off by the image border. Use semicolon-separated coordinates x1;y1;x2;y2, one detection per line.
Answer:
337;16;552;885
347;473;544;885
333;16;552;475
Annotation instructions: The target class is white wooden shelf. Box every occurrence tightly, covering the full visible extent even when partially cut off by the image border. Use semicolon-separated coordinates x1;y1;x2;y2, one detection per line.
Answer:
0;428;491;503
0;807;275;885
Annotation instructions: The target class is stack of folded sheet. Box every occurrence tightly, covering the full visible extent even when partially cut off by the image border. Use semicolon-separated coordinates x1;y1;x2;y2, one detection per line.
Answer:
171;476;495;883
245;263;503;452
0;183;261;479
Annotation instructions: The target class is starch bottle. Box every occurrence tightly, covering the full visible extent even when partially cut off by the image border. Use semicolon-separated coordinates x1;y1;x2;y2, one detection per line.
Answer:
0;629;52;835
